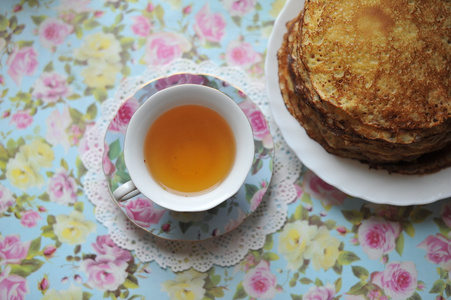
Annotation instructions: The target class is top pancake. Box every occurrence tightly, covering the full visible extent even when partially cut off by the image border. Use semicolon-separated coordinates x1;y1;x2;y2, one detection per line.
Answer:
298;0;450;131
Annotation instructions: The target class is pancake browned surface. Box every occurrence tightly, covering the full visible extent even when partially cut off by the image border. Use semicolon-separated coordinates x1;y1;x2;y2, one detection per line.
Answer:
278;0;451;174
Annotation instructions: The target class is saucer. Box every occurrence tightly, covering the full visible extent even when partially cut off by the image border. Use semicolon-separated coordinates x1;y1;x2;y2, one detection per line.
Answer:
104;73;275;241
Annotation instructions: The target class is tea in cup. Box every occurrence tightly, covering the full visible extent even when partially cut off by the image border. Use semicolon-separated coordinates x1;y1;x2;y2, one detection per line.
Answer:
112;84;254;212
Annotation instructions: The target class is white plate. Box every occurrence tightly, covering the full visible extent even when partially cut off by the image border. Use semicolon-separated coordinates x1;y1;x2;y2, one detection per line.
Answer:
265;0;451;206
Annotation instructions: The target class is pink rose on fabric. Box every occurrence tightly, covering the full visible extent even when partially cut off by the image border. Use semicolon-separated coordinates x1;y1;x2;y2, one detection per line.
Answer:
0;184;15;214
0;235;30;265
32;71;71;103
109;98;140;134
144;32;191;66
103;142;116;176
47;169;78;205
77;123;95;158
13;4;22;12
155;73;205;91
183;5;192;14
0;266;29;300
38;276;49;292
131;15;152;37
69;124;82;145
43;245;57;259
125;197;166;228
358;217;401;260
226;40;261;68
38;18;73;48
20;210;41;228
294;183;303;202
223;0;257;16
418;234;451;271
92;235;132;263
56;0;92;13
367;290;389;300
368;204;399;220
80;258;128;291
10;110;33;129
302;170;346;206
7;46;38;86
304;283;336;300
441;202;451;228
243;261;277;299
372;261;418;300
78;134;90;158
193;4;226;43
241;254;257;272
46;106;72;151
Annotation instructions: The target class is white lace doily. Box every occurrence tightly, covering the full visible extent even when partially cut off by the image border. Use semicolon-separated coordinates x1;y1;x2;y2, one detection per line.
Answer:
81;59;302;272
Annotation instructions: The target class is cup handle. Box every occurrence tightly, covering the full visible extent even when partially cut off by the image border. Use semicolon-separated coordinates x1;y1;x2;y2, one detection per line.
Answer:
113;181;141;201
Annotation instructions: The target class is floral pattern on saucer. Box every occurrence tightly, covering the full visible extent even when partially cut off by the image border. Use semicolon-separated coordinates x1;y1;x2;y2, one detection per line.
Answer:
103;73;274;241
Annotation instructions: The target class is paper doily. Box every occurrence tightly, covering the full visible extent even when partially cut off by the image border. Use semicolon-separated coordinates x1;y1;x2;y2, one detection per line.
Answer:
81;59;302;272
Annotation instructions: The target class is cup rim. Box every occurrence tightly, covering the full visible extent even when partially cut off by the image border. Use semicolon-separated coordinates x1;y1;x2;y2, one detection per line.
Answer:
123;84;255;212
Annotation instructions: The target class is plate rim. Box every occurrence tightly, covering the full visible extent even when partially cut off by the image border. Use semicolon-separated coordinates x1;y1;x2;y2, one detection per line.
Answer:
265;0;451;206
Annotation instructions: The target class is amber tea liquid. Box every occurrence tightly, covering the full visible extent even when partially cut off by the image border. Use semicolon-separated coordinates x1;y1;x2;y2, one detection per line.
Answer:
144;105;236;194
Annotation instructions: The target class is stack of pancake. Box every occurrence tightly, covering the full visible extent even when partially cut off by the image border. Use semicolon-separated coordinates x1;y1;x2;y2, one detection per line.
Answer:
278;0;451;174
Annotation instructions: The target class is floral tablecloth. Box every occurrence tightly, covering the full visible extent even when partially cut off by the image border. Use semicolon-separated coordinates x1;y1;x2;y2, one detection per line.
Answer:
1;0;451;299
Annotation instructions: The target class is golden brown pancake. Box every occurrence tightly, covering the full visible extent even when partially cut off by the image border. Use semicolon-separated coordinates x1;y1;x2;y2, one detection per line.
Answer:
278;0;451;174
301;0;449;130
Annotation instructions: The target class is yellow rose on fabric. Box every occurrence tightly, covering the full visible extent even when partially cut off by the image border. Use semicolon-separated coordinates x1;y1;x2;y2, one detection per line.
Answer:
6;153;44;189
0;38;6;52
5;139;54;190
262;25;274;39
21;139;54;169
80;60;122;89
304;226;341;271
269;0;287;18
278;220;318;270
74;32;122;64
167;0;182;9
162;269;207;300
41;284;82;300
54;211;96;245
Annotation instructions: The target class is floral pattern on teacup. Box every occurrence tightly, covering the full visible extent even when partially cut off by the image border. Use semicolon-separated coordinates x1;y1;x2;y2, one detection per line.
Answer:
104;73;274;241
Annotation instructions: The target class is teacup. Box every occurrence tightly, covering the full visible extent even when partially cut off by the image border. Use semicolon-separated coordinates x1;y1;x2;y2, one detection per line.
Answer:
112;84;255;212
